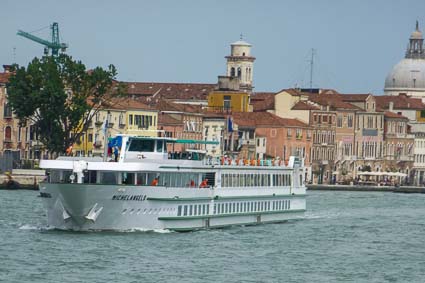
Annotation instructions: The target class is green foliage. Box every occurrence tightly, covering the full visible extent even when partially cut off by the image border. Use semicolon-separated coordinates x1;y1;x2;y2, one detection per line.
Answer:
7;54;125;154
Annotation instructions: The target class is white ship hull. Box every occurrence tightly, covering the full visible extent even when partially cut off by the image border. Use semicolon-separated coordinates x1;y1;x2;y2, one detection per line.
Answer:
39;135;307;231
39;183;306;231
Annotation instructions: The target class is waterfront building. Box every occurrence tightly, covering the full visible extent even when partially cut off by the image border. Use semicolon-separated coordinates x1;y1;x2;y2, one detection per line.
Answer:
202;113;225;157
374;93;425;185
0;65;29;169
231;112;312;181
384;21;425;100
155;100;204;151
413;132;425;185
72;98;157;157
341;94;385;178
382;111;414;181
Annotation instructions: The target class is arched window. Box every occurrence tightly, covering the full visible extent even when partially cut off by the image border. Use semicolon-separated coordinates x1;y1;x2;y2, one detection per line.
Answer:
5;126;12;140
237;67;241;79
230;67;235;77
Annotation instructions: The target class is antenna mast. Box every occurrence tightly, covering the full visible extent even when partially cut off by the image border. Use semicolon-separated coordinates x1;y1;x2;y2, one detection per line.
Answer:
309;48;315;92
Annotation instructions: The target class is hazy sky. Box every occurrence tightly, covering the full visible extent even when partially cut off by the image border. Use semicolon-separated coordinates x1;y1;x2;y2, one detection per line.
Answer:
2;0;425;94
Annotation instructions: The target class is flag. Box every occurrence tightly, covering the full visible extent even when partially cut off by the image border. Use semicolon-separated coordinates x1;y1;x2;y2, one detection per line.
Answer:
227;116;233;132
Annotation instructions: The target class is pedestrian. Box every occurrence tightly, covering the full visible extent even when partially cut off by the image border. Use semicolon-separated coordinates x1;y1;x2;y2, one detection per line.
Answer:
199;178;208;188
151;176;159;186
66;145;73;156
114;146;119;162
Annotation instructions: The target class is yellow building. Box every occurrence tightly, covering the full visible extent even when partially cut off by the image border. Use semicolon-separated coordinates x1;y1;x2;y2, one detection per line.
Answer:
72;98;158;157
208;90;250;112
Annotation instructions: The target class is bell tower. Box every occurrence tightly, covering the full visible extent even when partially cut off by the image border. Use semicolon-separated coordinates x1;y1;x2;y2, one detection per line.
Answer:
225;35;256;91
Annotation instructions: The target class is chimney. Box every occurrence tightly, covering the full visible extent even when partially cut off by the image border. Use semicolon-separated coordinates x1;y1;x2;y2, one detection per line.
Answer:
389;101;394;111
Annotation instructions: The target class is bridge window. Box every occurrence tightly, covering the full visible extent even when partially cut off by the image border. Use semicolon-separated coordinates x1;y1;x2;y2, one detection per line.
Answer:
128;139;155;152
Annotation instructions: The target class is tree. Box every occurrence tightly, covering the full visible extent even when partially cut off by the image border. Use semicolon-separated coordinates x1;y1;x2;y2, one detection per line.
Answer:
7;54;126;155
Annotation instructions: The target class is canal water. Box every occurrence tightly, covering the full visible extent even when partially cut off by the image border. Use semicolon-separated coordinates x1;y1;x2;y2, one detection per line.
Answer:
1;190;424;283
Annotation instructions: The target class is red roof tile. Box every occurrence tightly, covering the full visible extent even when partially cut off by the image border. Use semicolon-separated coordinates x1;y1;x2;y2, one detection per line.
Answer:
384;111;408;119
158;113;182;125
251;92;276;111
232;112;309;128
155;99;203;114
375;95;425;110
304;92;359;110
340;94;371;102
103;97;153;111
123;82;216;105
291;101;320;110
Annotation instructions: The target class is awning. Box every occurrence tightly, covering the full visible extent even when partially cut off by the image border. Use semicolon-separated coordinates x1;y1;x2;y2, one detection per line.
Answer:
357;171;383;176
380;172;408;177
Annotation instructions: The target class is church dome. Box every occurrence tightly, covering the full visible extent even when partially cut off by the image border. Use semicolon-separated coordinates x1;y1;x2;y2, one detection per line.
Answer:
231;40;252;47
384;58;425;90
384;21;425;95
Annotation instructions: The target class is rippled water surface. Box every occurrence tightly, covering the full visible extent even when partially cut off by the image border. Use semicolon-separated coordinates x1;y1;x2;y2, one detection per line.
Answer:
1;190;425;282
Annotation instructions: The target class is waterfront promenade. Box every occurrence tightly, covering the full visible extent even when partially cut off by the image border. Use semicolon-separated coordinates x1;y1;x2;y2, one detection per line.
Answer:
308;184;425;194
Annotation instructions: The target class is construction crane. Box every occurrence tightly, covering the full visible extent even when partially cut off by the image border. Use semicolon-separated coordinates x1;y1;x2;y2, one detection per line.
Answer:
17;22;68;56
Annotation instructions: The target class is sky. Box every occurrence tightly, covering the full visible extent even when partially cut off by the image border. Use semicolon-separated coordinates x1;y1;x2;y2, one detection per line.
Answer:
1;0;425;94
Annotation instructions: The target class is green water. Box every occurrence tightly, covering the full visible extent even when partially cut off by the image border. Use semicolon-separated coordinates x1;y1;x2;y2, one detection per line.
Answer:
1;190;424;282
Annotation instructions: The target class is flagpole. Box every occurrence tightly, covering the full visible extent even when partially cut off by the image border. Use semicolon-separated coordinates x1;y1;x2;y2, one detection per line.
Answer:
103;110;110;161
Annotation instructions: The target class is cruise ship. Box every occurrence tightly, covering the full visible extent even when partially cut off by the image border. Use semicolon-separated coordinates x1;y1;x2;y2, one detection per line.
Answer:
39;135;306;231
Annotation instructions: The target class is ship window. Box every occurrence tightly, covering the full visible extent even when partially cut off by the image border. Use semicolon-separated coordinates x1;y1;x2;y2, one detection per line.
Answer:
101;172;118;184
206;205;209;214
177;206;182;216
136;173;147;185
156;140;164;152
189;205;193;215
217;204;220;214
122;173;135;185
203;205;206;215
183;205;188;216
288;200;291;209
194;205;198;215
236;203;240;212
198;205;202;215
128;139;155;152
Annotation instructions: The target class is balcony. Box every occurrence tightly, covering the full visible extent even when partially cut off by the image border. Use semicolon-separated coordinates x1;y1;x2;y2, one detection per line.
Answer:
384;155;414;162
95;121;103;127
398;155;414;162
119;123;126;129
107;122;114;128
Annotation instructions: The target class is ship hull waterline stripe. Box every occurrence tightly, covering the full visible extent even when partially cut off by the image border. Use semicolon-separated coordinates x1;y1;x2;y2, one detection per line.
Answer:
158;209;306;220
147;194;305;202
